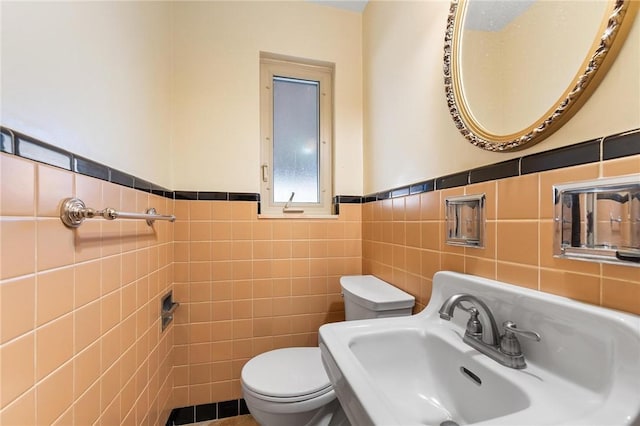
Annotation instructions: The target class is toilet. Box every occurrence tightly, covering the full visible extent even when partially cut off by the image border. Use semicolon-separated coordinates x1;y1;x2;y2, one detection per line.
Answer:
241;275;415;426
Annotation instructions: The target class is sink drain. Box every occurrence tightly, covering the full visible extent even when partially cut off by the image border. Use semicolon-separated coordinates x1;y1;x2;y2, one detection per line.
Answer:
440;421;460;426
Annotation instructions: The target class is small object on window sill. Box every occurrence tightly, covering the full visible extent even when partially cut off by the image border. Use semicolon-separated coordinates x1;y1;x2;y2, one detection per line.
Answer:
615;249;640;263
283;191;304;214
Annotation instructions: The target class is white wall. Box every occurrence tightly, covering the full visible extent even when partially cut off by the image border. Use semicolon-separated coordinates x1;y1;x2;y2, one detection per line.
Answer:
363;0;640;194
0;1;173;188
1;1;363;195
171;1;363;194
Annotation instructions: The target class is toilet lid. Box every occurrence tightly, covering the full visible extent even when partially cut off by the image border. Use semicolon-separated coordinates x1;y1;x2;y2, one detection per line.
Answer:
241;347;332;399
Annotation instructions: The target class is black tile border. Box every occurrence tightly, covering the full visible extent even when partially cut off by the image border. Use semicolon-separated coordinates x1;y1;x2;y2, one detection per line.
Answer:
230;192;260;202
218;399;239;418
166;398;248;426
74;156;110;181
520;138;601;175
603;129;640;160
1;128;15;154
195;402;217;422
469;159;520;184
410;180;434;194
362;128;639;203
333;195;362;204
15;131;73;170
435;171;469;189
3;125;639;208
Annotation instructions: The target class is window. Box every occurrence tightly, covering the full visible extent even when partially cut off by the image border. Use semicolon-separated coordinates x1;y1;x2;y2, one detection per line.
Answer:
260;55;333;215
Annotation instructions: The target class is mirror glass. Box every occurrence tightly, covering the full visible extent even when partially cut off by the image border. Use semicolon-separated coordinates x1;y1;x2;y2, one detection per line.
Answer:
444;0;638;151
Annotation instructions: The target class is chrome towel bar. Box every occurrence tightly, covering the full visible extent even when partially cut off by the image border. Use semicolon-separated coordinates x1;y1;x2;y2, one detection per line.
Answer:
60;197;176;228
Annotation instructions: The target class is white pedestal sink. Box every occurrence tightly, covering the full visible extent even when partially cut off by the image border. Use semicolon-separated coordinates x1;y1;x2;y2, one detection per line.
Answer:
319;271;640;426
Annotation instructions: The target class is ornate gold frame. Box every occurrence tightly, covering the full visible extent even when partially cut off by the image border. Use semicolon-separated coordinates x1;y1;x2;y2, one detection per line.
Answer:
444;0;638;152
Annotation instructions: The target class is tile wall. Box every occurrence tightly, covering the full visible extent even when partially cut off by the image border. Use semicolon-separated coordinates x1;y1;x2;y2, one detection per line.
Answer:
0;153;175;425
171;200;362;407
363;154;640;315
1;126;639;426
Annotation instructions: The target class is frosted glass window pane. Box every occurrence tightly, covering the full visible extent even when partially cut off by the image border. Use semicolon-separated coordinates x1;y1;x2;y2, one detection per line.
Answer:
272;77;320;203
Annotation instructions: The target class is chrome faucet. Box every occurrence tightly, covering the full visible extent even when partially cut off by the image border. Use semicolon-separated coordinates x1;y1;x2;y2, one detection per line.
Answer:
439;293;541;369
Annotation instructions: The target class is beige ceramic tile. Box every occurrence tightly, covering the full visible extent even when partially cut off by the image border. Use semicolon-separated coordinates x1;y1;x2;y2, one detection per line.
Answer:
101;290;121;333
36;164;73;217
466;180;497;220
1;332;35;407
36;314;73;380
0;388;36;426
497;174;539;220
74;301;101;353
232;222;252;240
326;222;345;240
539;269;600;305
190;241;211;262
101;254;121;295
37;218;76;271
190;201;212;221
0;219;36;279
211;202;232;221
420;222;440;251
602;263;640;284
1;276;36;343
99;388;120;426
73;220;102;263
73;341;101;398
404;195;420;221
0;154;35;217
231;202;255;221
75;175;102;212
496;262;538;290
101;181;120;209
420;192;440;221
339;203;362;222
73;381;101;426
464;256;496;280
74;260;101;308
496;221;538;266
468;222;496;260
101;326;121;373
441;253;464;273
36;267;74;326
35;361;73;425
602;278;640;315
191;221;212;242
601;154;640;177
173;200;190;222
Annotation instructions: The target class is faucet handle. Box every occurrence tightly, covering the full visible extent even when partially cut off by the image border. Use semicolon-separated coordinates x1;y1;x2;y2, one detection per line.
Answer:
503;321;541;341
500;321;540;356
464;307;483;338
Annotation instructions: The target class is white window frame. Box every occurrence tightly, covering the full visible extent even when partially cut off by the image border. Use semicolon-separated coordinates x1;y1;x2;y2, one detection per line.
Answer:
260;55;334;216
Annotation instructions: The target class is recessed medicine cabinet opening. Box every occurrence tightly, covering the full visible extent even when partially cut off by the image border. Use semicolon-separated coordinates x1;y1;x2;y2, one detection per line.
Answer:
445;194;485;248
554;175;640;266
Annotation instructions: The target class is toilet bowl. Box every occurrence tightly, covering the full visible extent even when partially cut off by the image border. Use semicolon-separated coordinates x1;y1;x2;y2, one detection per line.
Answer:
241;347;341;426
241;275;415;426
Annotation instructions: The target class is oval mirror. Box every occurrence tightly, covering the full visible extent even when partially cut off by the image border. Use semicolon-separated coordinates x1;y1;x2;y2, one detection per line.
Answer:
444;0;638;151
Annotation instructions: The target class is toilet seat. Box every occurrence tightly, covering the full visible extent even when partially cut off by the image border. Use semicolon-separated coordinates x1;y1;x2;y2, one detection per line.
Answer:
241;347;332;403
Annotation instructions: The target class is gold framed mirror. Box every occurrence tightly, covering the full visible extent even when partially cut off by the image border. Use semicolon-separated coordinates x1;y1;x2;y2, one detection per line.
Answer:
444;0;638;152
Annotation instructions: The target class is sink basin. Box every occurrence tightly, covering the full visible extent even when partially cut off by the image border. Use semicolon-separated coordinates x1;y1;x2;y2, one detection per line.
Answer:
350;328;529;424
319;271;640;426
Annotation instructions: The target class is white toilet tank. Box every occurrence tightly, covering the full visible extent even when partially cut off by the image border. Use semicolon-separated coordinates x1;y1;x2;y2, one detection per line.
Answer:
340;275;415;320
